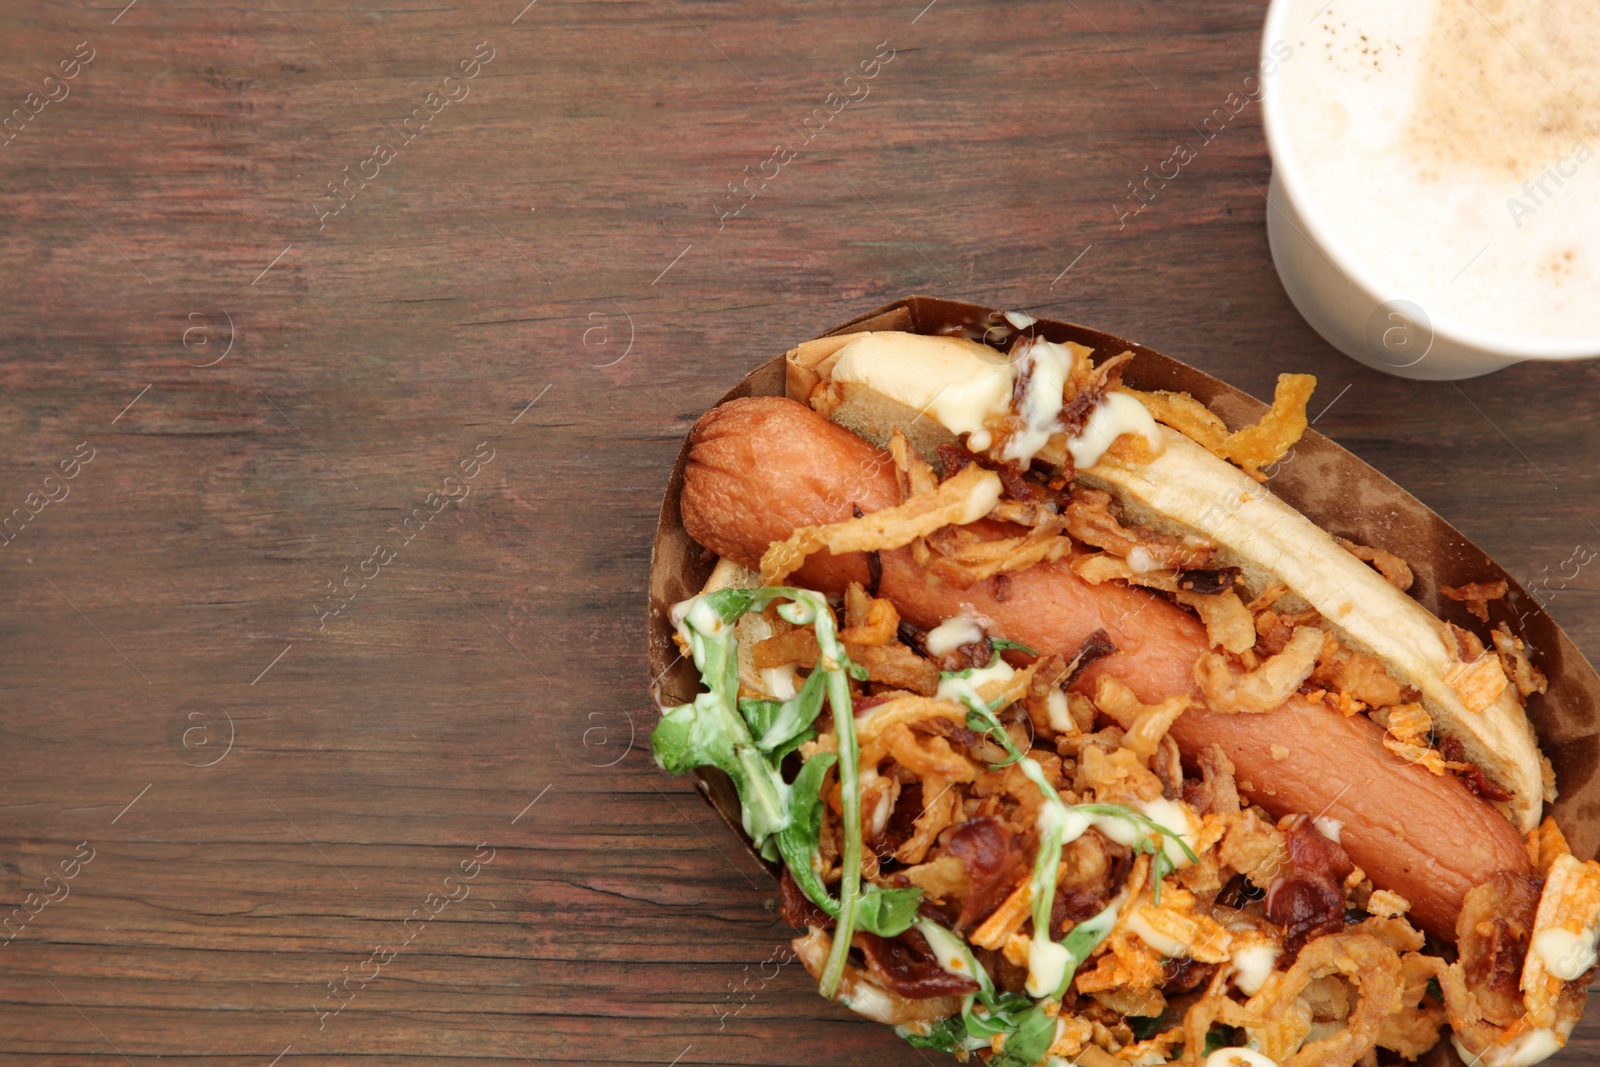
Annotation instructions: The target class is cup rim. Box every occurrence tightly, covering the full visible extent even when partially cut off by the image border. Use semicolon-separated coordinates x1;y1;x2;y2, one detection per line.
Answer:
1258;0;1600;362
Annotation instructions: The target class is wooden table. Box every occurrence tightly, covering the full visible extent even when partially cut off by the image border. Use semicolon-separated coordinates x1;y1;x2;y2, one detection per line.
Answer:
2;0;1596;1063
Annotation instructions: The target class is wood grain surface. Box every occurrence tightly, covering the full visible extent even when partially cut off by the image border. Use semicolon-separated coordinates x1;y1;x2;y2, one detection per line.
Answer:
0;0;1596;1065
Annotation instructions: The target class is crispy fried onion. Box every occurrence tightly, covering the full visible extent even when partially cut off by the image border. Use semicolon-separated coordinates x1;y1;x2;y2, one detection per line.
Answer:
1177;587;1256;655
1195;625;1325;713
759;461;1002;584
1442;578;1509;623
1121;375;1314;479
1071;551;1180;593
1090;675;1191;764
1337;537;1415;592
919;518;1072;589
1309;633;1406;710
792;927;964;1024
1218;373;1317;480
1197;932;1408;1067
1492;621;1548;700
1122;387;1230;453
753;585;940;696
1064;488;1217;570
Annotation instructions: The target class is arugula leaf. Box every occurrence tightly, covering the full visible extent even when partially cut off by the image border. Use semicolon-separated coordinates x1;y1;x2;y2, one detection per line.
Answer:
775;752;840;916
1128;1014;1165;1041
896;1016;966;1053
651;590;792;850
854;886;924;937
744;665;828;754
990;637;1038;656
1203;1028;1229;1056
768;727;816;766
987;1004;1057;1067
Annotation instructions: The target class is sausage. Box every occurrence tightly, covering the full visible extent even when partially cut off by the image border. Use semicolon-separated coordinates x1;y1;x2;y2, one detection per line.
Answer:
681;396;1533;940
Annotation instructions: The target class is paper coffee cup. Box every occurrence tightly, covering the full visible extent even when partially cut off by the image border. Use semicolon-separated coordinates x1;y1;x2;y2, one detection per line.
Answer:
1259;0;1600;380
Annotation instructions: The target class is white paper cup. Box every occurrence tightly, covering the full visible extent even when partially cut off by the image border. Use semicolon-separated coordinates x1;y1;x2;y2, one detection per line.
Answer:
1259;0;1600;381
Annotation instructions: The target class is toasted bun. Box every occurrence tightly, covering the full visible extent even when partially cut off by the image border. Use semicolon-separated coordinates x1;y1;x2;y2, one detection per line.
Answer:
794;330;1547;834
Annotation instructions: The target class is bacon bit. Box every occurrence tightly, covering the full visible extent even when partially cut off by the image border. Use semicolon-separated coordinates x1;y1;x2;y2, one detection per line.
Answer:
1195;625;1325;714
1443;651;1510;713
780;866;833;929
1337;537;1415;592
792;928;964;1024
1061;630;1116;688
1442;579;1509;623
1492;621;1549;700
1527;816;1573;877
1218;373;1316;480
1064;487;1217;570
1060;351;1134;441
761;461;1001;584
856;928;982;998
1437;735;1514;801
945;816;1028;934
1122;387;1229;453
1177;567;1242;595
1266;815;1355;961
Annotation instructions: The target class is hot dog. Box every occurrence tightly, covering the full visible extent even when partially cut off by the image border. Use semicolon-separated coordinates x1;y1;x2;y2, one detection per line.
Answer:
652;323;1599;1067
681;394;1529;942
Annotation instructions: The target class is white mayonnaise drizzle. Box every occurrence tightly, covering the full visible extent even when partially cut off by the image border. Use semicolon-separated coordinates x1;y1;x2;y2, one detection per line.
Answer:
1046;689;1076;734
935;658;1016;708
1228;941;1280;996
1002;339;1078;466
1205;1049;1279;1067
759;665;798;700
1532;925;1599;982
1066;391;1165;470
926;616;984;656
1451;1029;1566;1067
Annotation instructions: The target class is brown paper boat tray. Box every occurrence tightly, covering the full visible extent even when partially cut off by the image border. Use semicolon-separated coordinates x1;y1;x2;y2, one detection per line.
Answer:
646;295;1600;1065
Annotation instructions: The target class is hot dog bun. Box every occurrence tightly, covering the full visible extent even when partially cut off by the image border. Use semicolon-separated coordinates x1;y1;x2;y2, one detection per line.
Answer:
795;330;1547;834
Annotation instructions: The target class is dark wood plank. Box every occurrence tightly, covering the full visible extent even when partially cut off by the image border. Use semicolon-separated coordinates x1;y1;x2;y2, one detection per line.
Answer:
0;0;1595;1063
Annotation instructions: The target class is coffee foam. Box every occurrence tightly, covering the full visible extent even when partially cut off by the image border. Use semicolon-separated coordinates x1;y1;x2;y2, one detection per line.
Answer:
1278;0;1600;342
